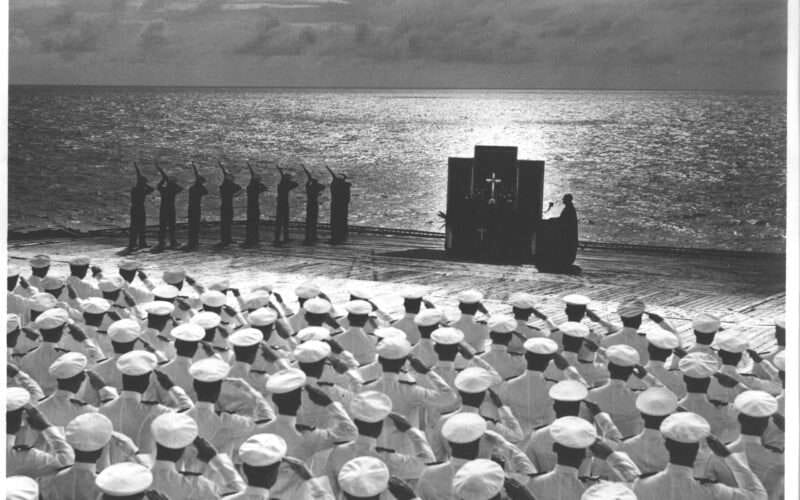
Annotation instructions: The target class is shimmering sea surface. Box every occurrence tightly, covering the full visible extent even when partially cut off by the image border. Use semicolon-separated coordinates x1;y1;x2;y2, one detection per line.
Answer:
8;86;786;252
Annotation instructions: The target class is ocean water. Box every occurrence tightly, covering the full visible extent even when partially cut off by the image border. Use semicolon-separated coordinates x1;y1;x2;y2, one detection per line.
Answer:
8;86;786;252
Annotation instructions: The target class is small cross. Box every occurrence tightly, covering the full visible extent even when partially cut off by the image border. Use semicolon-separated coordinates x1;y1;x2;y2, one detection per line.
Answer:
485;172;502;200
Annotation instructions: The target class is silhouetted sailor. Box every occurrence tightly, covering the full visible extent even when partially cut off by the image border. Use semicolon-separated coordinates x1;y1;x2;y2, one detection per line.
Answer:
218;162;242;247
127;163;154;251
303;166;325;245
152;162;182;252
242;163;268;248
327;166;351;244
274;165;298;245
560;193;579;266
181;163;208;251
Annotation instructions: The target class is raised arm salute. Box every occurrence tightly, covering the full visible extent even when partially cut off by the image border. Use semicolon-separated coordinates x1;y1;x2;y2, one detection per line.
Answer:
274;165;298;245
242;163;268;248
126;163;154;252
181;163;208;251
152;161;183;252
303;166;325;245
217;162;241;247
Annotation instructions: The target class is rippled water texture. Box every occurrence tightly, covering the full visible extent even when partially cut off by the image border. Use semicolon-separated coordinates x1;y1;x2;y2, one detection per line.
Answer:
8;86;786;252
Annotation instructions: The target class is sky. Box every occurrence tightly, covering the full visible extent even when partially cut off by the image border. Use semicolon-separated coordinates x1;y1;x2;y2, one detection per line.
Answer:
9;0;788;90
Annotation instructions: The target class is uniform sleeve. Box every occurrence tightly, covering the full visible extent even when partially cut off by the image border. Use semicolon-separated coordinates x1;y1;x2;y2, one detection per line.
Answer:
207;453;247;495
604;451;642;481
379;428;435;479
305;402;358;455
408;370;458;408
80;337;107;364
708;454;768;500
492;405;525;444
485;430;537;479
13;369;46;402
468;356;503;386
220;412;259;441
168;386;194;411
34;426;76;474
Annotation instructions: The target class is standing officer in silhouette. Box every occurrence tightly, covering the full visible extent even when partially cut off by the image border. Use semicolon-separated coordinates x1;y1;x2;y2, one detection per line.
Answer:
217;162;242;248
327;166;351;244
242;163;268;248
181;163;208;251
274;165;298;245
152;161;182;252
302;166;326;245
127;163;154;252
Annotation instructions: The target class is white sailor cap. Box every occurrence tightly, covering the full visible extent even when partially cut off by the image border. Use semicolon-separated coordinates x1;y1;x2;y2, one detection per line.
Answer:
775;317;785;329
116;350;157;376
143;300;175;316
487;315;517;334
524;337;559;355
29;254;51;268
7;387;31;411
95;462;153;496
153;284;180;300
294;340;332;363
441;412;487;443
431;326;464;345
7;263;21;278
401;289;425;300
189;358;231;382
41;276;65;290
415;308;444;327
454;367;494;393
239;433;288;466
550;416;597;448
560;321;589;338
98;276;125;292
66;413;114;451
303;297;332;314
170;323;204;342
660;412;710;443
646;330;680;350
617;298;646;318
296;326;331;342
265;368;307;394
563;294;591;306
348;284;372;300
248;307;278;327
151;412;199;449
374;327;407;341
452;459;505;500
734;390;778;418
774;350;785;371
7;314;21;333
509;292;536;309
549;380;589;402
6;476;39;500
715;332;748;353
635;386;679;416
345;300;372;315
118;259;140;271
295;282;321;299
376;336;412;359
209;280;230;292
229;327;263;347
34;308;70;329
49;352;88;379
581;481;637;500
82;297;111;314
163;269;186;284
678;352;720;379
201;290;228;308
68;256;91;266
243;290;272;310
108;319;141;343
457;289;484;304
338;456;390;497
30;292;57;312
692;313;721;334
350;390;393;423
192;311;221;329
606;345;640;367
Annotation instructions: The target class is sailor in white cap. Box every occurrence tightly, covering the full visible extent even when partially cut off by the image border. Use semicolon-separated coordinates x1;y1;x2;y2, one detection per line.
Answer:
65;255;102;299
150;412;245;498
726;391;783;499
586;344;647;439
542;321;609;388
229;434;289;500
427;327;501;391
581;481;637;500
99;350;193;453
478;315;526;381
99;276;139;313
7;263;41;322
6;312;35;360
706;332;753;404
628;330;686;398
94;462;155;499
617;387;678;476
78;297;115;355
333;299;379;366
452;459;507;500
362;335;457;429
6;387;76;477
6;475;39;500
687;313;723;358
117;259;156;304
141;300;178;355
156;323;210;399
752;317;787;381
391;289;431;345
633;412;767;500
27;254;52;290
326;391;434;494
288;282;321;332
201;289;244;331
242;289;271;312
337;456;392;499
247;306;296;363
507;292;547;355
409;308;444;367
601;298;675;364
41;275;73;304
677;352;739;443
451;289;490;353
191;310;232;361
6;359;45;404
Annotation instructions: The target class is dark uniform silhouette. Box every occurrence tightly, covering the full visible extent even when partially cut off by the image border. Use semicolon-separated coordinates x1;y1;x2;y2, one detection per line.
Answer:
327;167;351;244
128;163;154;250
153;163;182;252
560;193;579;266
537;193;579;272
274;168;298;244
181;164;208;251
218;163;242;247
242;164;268;247
303;167;326;245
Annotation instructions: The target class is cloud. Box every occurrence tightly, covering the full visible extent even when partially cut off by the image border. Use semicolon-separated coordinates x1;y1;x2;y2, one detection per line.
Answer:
138;18;170;53
41;20;107;58
235;16;318;56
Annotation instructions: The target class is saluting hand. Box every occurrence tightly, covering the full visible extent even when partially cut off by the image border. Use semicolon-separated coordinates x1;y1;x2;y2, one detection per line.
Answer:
154;370;175;390
551;352;569;370
24;406;51;431
487;388;504;408
137;270;148;281
387;478;416;500
504;477;535;500
305;385;333;407
260;343;279;363
745;349;763;363
66;285;78;300
67;323;88;342
86;370;108;391
712;372;739;389
706;435;731;457
457;342;475;360
22;327;40;341
582;399;602;418
283;457;313;480
407;355;430;374
589;438;614;460
772;413;785;431
328;356;349;374
585;309;601;322
325;338;344;355
387;412;412;432
193;436;218;462
18;276;30;289
7;363;20;378
646;312;664;323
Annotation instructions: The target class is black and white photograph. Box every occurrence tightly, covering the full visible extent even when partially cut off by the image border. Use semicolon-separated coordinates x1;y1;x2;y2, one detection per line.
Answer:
3;0;798;499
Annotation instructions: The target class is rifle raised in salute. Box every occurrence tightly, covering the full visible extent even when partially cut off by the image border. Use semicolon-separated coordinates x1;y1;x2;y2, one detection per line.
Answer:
242;161;268;247
274;163;298;245
302;165;325;245
217;161;242;247
152;160;182;252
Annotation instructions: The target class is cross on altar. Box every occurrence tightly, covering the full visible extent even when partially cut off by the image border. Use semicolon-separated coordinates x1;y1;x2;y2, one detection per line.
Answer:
485;172;502;200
